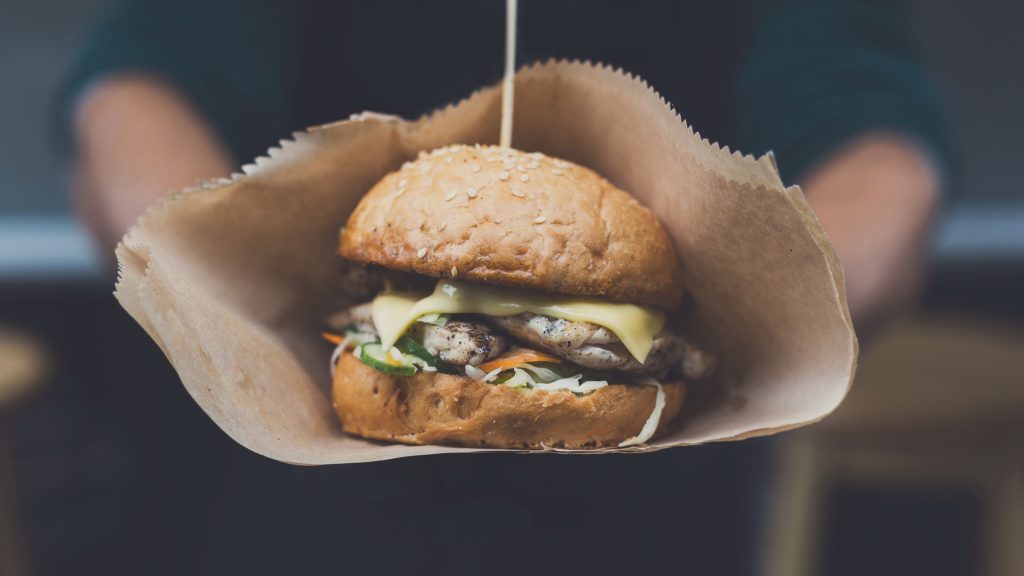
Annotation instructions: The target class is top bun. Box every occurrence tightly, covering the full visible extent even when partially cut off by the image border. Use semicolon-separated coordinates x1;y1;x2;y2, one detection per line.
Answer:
339;145;684;310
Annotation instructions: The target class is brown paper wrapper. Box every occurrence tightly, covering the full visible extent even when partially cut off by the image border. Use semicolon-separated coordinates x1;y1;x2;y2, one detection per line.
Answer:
115;61;857;464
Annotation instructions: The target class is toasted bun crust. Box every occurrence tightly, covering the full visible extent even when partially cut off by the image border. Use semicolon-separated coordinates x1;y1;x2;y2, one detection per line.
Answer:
339;145;685;310
332;353;686;449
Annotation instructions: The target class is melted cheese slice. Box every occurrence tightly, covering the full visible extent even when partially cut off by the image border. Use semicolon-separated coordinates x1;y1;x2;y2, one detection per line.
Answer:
372;280;665;363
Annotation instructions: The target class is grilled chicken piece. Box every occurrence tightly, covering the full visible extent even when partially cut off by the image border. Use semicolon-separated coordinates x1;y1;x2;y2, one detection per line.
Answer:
331;303;507;367
329;304;711;377
679;344;717;381
327;302;375;333
490;313;714;379
416;321;508;367
493;314;601;349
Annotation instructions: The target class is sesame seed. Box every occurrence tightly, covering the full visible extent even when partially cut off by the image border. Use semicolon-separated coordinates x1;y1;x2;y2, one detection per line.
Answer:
417;247;428;259
533;216;546;224
527;161;540;169
552;169;564;176
398;178;407;188
520;174;529;183
444;190;457;201
467;187;478;198
451;266;458;277
516;165;527;172
438;222;447;231
529;152;543;159
503;160;515;170
493;219;502;224
471;163;481;172
445;156;453;164
554;159;569;168
511;189;527;198
499;171;510;181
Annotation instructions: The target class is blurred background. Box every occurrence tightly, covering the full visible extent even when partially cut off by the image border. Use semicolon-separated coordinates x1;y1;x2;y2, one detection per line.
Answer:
1;1;1021;575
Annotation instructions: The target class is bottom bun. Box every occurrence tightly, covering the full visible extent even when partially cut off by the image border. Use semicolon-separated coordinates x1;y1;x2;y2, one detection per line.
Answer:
332;353;686;449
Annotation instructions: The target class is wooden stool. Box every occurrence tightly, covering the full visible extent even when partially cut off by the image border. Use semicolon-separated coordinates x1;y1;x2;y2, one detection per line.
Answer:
764;316;1024;576
0;328;46;576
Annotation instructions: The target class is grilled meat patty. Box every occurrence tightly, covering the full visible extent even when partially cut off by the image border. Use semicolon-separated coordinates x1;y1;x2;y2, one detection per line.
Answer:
328;302;376;333
490;313;715;379
414;321;507;366
331;303;713;379
330;303;507;366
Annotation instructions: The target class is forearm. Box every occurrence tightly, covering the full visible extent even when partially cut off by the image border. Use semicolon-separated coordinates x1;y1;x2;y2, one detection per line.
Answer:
71;75;233;256
801;133;942;335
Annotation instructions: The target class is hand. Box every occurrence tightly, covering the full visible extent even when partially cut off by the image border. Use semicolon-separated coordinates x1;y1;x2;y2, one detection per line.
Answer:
800;133;942;337
71;75;234;261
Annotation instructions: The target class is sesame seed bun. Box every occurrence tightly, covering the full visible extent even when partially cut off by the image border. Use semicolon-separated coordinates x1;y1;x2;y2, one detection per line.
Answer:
331;352;686;449
339;145;685;310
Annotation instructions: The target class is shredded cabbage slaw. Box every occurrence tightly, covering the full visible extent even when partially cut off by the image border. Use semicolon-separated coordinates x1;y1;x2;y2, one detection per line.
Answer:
464;362;609;394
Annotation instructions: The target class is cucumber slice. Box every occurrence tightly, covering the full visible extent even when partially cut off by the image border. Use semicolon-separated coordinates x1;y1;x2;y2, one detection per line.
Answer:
416;313;449;326
396;336;442;368
359;343;416;376
529;361;569;377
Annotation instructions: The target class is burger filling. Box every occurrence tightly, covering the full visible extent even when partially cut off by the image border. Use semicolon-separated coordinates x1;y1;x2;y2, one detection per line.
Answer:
325;279;715;388
325;279;715;447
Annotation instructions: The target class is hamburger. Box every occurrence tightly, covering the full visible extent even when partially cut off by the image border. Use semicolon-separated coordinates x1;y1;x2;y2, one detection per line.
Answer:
324;144;715;449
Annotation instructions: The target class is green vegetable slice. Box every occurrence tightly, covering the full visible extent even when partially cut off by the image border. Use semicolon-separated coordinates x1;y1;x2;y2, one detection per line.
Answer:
416;313;449;326
396;336;442;368
359;343;416;376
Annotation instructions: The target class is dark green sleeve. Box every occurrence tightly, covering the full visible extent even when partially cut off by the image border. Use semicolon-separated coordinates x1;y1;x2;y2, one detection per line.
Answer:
731;0;952;184
57;0;299;162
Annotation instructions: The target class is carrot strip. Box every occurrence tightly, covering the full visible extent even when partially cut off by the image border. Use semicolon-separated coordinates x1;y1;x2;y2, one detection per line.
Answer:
322;332;344;345
479;347;561;373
